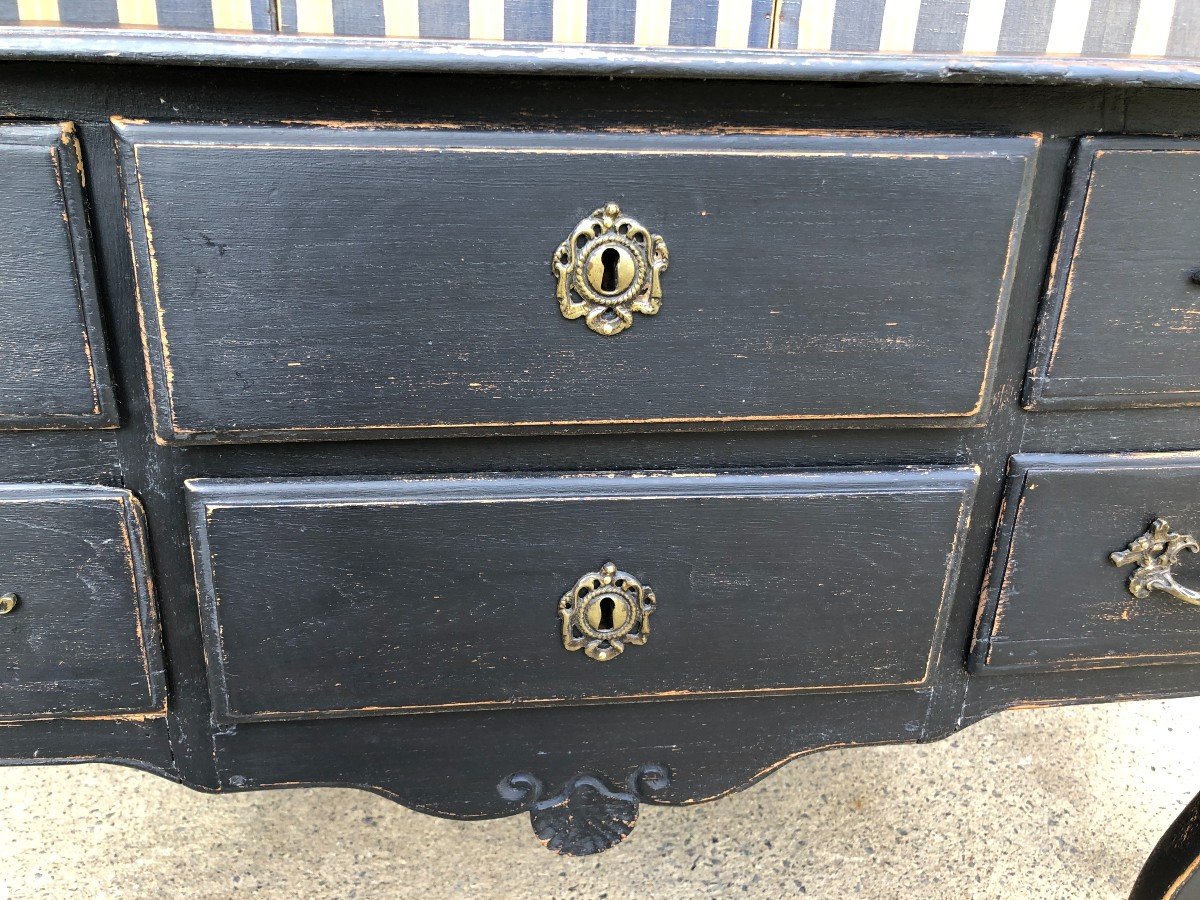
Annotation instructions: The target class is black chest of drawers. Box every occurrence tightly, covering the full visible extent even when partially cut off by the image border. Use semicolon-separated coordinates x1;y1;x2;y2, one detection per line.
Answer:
3;35;1200;884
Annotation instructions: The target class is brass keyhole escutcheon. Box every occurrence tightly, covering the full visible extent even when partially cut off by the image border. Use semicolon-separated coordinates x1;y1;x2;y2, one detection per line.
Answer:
585;590;630;633
0;592;18;615
560;562;656;661
552;202;669;336
586;246;636;296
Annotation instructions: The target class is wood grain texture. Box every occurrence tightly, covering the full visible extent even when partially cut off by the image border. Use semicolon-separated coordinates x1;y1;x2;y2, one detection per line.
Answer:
0;123;116;429
1026;137;1200;410
114;123;1036;443
1;59;1199;850
0;483;165;719
187;468;976;721
973;452;1200;673
0;715;175;777
962;662;1200;729
211;689;939;816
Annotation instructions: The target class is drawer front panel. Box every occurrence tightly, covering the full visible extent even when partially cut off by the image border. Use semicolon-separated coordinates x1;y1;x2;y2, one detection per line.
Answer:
975;453;1200;673
0;124;115;428
188;469;977;723
0;485;165;719
1028;138;1200;409
116;122;1036;443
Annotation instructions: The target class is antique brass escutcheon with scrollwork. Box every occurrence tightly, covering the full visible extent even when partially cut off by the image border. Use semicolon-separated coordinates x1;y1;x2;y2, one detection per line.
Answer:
552;202;669;336
1111;518;1200;606
559;562;656;661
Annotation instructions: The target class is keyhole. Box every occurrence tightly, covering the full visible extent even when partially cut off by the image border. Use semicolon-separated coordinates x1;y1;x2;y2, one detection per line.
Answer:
598;596;615;630
600;248;620;293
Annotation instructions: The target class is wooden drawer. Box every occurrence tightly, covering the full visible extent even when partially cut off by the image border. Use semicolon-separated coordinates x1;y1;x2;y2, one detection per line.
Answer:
116;121;1037;444
187;468;976;723
974;453;1200;673
0;123;115;429
0;485;165;719
1028;137;1200;409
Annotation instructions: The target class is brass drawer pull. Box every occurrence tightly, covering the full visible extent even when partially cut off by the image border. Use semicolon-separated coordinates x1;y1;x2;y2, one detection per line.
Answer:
0;592;17;615
560;562;656;661
552;202;668;336
1111;519;1200;606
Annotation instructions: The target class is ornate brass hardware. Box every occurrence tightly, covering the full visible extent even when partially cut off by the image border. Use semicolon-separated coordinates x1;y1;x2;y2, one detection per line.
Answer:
1111;519;1200;606
552;202;668;336
560;562;656;661
0;593;17;615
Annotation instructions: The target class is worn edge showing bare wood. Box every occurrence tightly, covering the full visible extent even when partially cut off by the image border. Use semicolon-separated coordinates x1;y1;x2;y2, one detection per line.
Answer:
208;690;944;816
184;467;978;722
4;28;1200;88
1025;136;1200;411
971;452;1200;674
111;121;1038;443
11;60;1200;865
0;122;118;430
0;483;167;719
1130;789;1200;899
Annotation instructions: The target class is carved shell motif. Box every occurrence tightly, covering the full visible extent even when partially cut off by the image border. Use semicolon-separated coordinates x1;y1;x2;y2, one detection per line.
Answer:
498;764;671;856
530;777;640;856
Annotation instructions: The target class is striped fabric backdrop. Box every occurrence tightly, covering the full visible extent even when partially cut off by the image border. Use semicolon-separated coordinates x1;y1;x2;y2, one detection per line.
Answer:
0;0;1195;57
0;0;273;30
774;0;1198;57
277;0;774;47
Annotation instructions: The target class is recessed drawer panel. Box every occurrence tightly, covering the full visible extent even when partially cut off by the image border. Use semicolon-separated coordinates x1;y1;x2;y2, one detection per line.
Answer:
0;485;165;719
187;468;977;723
116;122;1037;443
974;453;1200;673
0;123;115;428
1028;138;1200;409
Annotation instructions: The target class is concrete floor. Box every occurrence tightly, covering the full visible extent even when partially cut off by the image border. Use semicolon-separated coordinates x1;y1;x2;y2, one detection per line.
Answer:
1;697;1198;899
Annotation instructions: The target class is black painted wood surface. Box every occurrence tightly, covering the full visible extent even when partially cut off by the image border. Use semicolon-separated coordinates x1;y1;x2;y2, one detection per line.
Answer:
0;123;115;429
0;58;1196;864
188;469;975;721
1132;789;1200;900
0;483;165;718
1027;137;1200;410
9;29;1200;89
212;689;940;817
115;123;1035;443
974;452;1200;673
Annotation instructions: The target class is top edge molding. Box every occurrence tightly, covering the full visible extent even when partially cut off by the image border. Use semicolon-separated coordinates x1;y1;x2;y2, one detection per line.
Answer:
3;28;1200;88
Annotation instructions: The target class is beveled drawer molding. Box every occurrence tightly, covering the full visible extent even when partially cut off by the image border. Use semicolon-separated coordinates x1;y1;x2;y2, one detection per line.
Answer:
0;122;116;429
186;468;977;723
1026;136;1200;410
114;121;1037;444
0;484;165;720
973;452;1200;674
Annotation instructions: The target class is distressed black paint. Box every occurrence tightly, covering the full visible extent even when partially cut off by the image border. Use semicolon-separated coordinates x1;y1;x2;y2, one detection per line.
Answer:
115;124;1034;443
974;452;1200;673
0;124;115;429
187;469;975;721
1028;137;1200;410
0;53;1195;866
0;484;164;718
